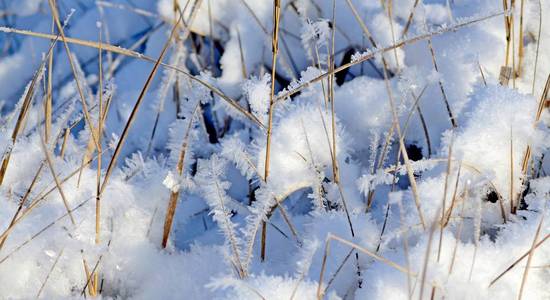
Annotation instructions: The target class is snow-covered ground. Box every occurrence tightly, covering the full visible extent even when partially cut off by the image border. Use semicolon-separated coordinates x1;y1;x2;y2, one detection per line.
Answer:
0;0;549;299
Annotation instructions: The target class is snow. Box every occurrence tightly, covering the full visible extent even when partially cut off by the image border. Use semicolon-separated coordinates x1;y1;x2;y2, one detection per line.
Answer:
0;0;549;299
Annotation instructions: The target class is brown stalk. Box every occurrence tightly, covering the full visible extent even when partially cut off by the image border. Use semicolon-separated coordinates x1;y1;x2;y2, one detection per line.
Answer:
387;0;400;71
511;0;517;88
36;248;64;298
436;134;454;259
401;0;420;38
45;17;54;143
59;128;70;159
344;0;392;73
443;164;462;227
236;28;247;79
448;184;468;275
96;27;104;246
431;135;455;299
238;0;296;79
490;233;550;286
260;0;281;262
214;180;247;278
418;213;439;300
312;3;361;277
40;137;77;226
161;104;199;248
329;0;338;185
321;249;355;296
531;0;542;94
426;37;457;127
503;0;512;68
478;61;487;86
517;212;545;300
207;0;214;68
401;86;430;157
516;0;525;77
510;125;516;214
90;26;106;295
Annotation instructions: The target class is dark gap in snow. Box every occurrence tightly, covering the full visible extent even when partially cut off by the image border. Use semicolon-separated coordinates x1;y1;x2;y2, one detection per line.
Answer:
335;48;354;85
200;102;219;144
264;65;291;91
519;181;530;210
485;190;499;203
405;143;423;161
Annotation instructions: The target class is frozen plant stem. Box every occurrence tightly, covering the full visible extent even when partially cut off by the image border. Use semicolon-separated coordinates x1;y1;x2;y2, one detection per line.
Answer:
44;16;54;144
92;25;105;296
161;105;199;248
261;0;281;262
401;0;420;38
426;38;457;128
